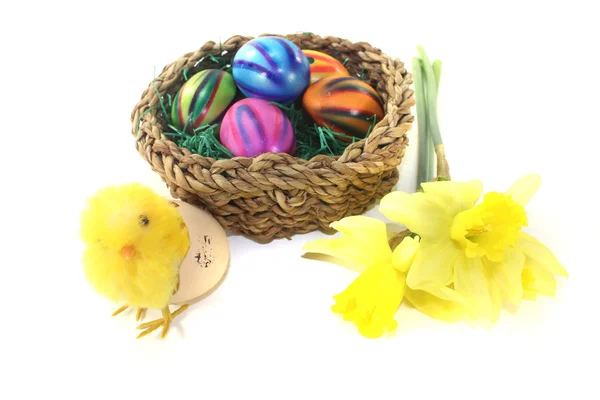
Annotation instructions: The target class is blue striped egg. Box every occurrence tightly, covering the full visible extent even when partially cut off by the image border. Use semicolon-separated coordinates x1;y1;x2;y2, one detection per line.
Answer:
232;37;310;105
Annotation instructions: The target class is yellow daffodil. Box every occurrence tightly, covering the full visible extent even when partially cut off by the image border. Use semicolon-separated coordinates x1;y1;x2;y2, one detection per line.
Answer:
302;216;466;338
379;174;568;323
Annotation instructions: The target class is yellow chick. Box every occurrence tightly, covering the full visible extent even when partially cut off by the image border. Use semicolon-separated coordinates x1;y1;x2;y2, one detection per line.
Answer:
80;183;190;338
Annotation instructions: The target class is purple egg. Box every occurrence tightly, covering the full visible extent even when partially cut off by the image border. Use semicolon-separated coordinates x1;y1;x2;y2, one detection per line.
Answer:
219;98;296;158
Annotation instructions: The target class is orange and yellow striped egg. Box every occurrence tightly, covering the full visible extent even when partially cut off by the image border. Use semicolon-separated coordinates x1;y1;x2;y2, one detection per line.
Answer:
302;76;384;141
302;50;349;84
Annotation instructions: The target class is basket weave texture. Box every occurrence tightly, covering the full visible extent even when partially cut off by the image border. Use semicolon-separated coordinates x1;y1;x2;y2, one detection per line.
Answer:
131;33;415;241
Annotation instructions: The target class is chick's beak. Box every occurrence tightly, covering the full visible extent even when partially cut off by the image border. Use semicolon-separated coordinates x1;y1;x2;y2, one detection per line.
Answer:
121;245;136;260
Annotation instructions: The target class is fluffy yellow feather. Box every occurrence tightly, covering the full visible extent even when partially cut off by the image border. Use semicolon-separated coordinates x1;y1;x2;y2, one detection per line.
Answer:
80;183;190;338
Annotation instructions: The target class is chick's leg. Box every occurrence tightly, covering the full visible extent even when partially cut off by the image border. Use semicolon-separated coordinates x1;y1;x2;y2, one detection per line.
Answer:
112;305;128;316
136;304;189;339
112;306;147;321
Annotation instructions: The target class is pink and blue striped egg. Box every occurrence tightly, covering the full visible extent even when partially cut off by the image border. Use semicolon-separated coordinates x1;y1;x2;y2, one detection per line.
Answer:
232;37;310;105
219;98;295;158
171;69;237;132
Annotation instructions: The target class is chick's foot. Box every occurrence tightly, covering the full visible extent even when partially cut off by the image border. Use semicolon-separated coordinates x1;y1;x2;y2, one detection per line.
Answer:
136;304;189;339
136;308;147;321
112;305;128;316
111;305;147;321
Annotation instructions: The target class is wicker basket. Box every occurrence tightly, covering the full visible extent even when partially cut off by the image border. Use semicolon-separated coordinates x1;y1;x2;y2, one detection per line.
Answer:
130;33;415;241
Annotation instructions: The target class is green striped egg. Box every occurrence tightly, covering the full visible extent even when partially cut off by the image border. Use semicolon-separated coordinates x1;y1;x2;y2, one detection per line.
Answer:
171;69;237;131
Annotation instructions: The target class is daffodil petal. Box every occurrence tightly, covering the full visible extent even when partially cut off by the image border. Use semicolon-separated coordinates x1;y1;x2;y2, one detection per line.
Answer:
505;174;541;207
516;232;568;278
487;273;502;323
425;286;474;312
404;288;466;322
379;191;451;240
524;258;557;296
488;248;525;305
405;239;461;290
391;236;420;272
330;216;392;261
521;266;536;286
454;255;501;323
523;289;537;300
421;179;484;216
303;237;376;269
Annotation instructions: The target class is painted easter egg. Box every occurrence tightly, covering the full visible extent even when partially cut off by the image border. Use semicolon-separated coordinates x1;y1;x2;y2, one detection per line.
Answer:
302;76;385;141
171;69;236;131
303;50;349;84
219;98;295;158
232;37;310;104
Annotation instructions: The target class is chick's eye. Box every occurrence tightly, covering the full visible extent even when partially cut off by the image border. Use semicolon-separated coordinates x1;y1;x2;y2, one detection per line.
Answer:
139;215;149;226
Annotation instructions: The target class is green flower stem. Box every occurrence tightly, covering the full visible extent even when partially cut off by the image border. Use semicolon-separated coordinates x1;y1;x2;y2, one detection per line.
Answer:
416;46;443;148
413;57;434;187
432;60;442;90
430;58;450;179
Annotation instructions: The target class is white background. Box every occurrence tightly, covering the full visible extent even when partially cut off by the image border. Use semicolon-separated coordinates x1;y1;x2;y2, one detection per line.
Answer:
2;1;599;399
